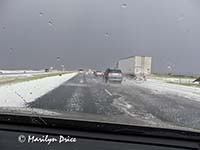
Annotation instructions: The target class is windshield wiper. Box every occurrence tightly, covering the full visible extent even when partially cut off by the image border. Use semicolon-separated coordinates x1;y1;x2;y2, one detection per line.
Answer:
13;91;47;125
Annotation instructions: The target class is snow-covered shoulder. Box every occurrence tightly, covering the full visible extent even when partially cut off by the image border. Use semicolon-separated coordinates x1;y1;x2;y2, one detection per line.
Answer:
123;78;200;102
0;72;78;107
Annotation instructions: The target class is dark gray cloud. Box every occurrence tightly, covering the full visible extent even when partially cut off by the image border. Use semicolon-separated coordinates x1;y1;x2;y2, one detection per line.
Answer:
0;0;200;74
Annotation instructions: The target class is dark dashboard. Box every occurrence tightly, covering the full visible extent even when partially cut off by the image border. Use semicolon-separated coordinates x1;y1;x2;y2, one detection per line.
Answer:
0;114;199;150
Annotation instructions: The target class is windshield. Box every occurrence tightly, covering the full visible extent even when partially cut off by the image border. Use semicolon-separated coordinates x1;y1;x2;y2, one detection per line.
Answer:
1;0;200;132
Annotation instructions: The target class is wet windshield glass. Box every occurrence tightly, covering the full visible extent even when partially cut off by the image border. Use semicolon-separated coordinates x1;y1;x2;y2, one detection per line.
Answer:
0;0;200;132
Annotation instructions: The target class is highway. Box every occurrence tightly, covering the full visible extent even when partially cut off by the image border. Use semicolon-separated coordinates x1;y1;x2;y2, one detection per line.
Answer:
28;73;200;131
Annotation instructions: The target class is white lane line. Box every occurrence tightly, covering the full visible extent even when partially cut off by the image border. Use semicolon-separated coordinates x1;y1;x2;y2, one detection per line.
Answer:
105;89;113;96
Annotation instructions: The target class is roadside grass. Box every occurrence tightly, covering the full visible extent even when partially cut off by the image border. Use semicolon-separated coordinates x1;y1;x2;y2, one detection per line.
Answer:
167;81;200;88
152;73;197;79
0;71;74;85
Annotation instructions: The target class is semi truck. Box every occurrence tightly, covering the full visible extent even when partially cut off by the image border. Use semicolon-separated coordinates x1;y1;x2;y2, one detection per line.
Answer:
117;56;152;76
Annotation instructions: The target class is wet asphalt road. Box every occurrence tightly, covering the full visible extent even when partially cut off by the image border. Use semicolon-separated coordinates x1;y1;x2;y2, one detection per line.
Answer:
29;73;200;131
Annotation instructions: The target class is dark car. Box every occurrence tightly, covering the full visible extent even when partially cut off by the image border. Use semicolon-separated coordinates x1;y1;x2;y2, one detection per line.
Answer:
104;69;123;83
78;69;84;73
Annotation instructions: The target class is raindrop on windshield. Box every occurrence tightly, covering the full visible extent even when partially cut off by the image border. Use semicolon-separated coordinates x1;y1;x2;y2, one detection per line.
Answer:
104;33;110;38
39;12;44;17
9;48;14;52
185;29;191;33
2;26;6;30
48;21;53;26
177;14;185;21
121;3;127;8
57;56;61;61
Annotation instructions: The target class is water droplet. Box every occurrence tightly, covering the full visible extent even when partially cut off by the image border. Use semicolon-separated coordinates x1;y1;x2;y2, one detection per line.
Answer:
30;92;32;95
105;33;110;37
9;48;14;52
2;26;6;30
167;65;172;69
39;12;44;17
57;56;60;61
185;29;190;33
121;3;127;8
48;21;53;26
177;14;185;21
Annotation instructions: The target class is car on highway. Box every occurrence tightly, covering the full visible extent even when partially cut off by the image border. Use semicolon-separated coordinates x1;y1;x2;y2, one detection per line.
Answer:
79;69;84;74
94;71;104;77
104;68;123;83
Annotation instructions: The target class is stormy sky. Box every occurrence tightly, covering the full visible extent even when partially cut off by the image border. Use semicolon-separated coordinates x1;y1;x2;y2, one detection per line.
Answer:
0;0;200;75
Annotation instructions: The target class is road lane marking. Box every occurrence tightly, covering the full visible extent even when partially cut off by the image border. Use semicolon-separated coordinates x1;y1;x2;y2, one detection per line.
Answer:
105;89;113;96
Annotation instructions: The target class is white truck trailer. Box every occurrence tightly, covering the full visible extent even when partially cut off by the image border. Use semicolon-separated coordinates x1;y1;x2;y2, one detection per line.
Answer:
117;56;152;76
